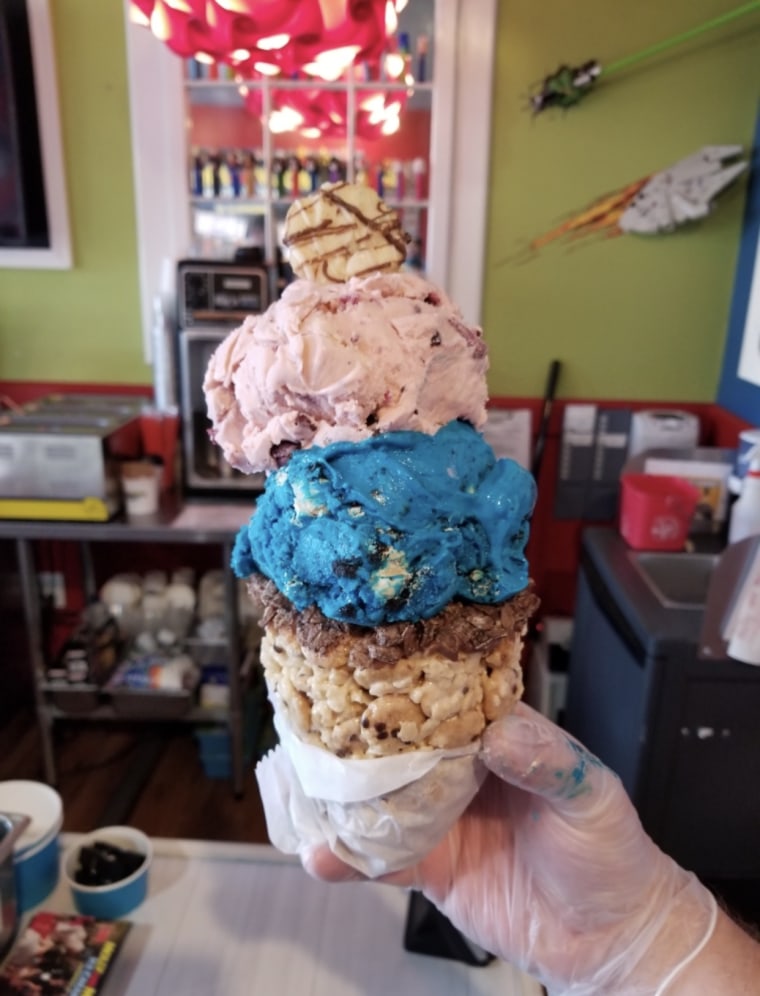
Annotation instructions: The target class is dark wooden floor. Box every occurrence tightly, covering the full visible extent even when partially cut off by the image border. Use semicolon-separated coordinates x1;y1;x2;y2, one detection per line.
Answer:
0;709;270;844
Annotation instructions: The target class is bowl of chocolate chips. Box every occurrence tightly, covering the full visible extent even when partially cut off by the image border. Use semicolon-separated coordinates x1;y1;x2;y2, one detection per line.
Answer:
64;825;152;918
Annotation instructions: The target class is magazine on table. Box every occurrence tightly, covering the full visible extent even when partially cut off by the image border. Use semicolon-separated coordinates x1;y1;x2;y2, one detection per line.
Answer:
0;911;130;995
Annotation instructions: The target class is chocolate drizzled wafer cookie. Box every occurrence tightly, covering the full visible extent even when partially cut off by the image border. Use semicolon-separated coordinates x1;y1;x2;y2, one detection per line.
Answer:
283;181;411;283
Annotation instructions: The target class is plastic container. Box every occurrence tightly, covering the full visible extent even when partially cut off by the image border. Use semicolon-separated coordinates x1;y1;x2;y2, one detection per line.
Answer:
0;780;63;912
729;429;760;494
64;825;152;919
728;449;760;544
619;474;701;551
108;686;194;719
194;687;264;779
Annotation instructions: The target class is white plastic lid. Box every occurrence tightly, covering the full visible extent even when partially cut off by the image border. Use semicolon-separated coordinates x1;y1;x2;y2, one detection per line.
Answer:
0;780;63;855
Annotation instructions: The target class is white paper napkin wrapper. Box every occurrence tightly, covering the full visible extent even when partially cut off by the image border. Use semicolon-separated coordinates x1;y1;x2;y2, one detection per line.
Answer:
256;698;486;877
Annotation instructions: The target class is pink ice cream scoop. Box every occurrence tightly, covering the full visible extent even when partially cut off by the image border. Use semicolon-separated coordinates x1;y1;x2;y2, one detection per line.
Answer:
203;270;488;474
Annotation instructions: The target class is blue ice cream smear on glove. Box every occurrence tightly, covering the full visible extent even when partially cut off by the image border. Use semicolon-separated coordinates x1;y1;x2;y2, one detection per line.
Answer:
232;419;536;626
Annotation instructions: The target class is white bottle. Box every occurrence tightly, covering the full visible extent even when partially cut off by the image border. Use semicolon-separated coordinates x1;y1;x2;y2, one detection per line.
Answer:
728;444;760;544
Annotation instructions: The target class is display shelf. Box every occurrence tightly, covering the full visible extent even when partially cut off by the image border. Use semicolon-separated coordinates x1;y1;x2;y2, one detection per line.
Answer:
189;195;430;210
108;685;197;719
3;502;253;795
3;517;241;542
43;682;101;715
42;691;229;727
185;78;433;95
183;27;434;267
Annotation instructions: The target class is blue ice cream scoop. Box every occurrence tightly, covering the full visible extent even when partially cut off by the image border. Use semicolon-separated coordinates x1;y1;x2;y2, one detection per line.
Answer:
232;420;536;627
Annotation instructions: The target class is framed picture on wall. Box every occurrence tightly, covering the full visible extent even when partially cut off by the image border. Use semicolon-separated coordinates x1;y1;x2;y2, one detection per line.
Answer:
0;0;71;268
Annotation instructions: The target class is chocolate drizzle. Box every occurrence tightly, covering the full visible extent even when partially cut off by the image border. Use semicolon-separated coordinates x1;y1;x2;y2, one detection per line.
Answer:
283;181;410;281
322;181;410;259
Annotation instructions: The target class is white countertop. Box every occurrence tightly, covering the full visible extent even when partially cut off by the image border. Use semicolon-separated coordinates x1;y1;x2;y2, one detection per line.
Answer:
33;835;543;996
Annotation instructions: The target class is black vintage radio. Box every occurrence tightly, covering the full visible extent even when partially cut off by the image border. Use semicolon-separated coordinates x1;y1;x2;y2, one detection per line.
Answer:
175;260;269;497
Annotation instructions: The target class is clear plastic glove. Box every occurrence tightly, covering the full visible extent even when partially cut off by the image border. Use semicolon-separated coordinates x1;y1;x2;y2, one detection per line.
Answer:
303;702;718;995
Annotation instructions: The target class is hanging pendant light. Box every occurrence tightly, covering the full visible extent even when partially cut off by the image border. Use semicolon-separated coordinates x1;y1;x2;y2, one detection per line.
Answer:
241;82;407;140
129;0;409;81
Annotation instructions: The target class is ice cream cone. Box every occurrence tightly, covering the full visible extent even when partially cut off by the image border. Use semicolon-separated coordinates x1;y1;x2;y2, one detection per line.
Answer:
203;181;541;875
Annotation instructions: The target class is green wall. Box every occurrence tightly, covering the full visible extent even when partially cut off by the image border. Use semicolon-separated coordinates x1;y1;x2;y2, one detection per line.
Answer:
485;0;760;400
0;1;758;397
0;0;148;384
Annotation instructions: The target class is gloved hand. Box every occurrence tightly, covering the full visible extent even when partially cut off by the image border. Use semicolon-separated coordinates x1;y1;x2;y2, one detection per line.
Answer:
303;702;717;995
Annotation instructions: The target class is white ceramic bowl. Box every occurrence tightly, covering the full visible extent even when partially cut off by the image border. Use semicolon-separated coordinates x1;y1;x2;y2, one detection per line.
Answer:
64;825;152;919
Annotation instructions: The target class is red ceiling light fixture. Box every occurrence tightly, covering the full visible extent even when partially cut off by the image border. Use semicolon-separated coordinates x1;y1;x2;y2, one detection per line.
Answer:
129;1;416;140
241;84;407;140
129;1;410;82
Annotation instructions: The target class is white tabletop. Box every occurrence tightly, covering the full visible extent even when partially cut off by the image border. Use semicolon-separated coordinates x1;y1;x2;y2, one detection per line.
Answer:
34;835;543;996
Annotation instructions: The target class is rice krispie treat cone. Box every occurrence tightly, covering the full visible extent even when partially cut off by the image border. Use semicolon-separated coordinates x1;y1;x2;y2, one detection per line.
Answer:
252;577;536;760
252;579;538;876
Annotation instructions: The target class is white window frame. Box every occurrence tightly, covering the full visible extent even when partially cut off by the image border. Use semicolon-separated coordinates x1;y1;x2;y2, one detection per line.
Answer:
123;0;496;359
0;0;72;270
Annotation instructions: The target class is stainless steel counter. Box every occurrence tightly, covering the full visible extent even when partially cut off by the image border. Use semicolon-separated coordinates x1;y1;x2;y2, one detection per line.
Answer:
0;498;253;544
